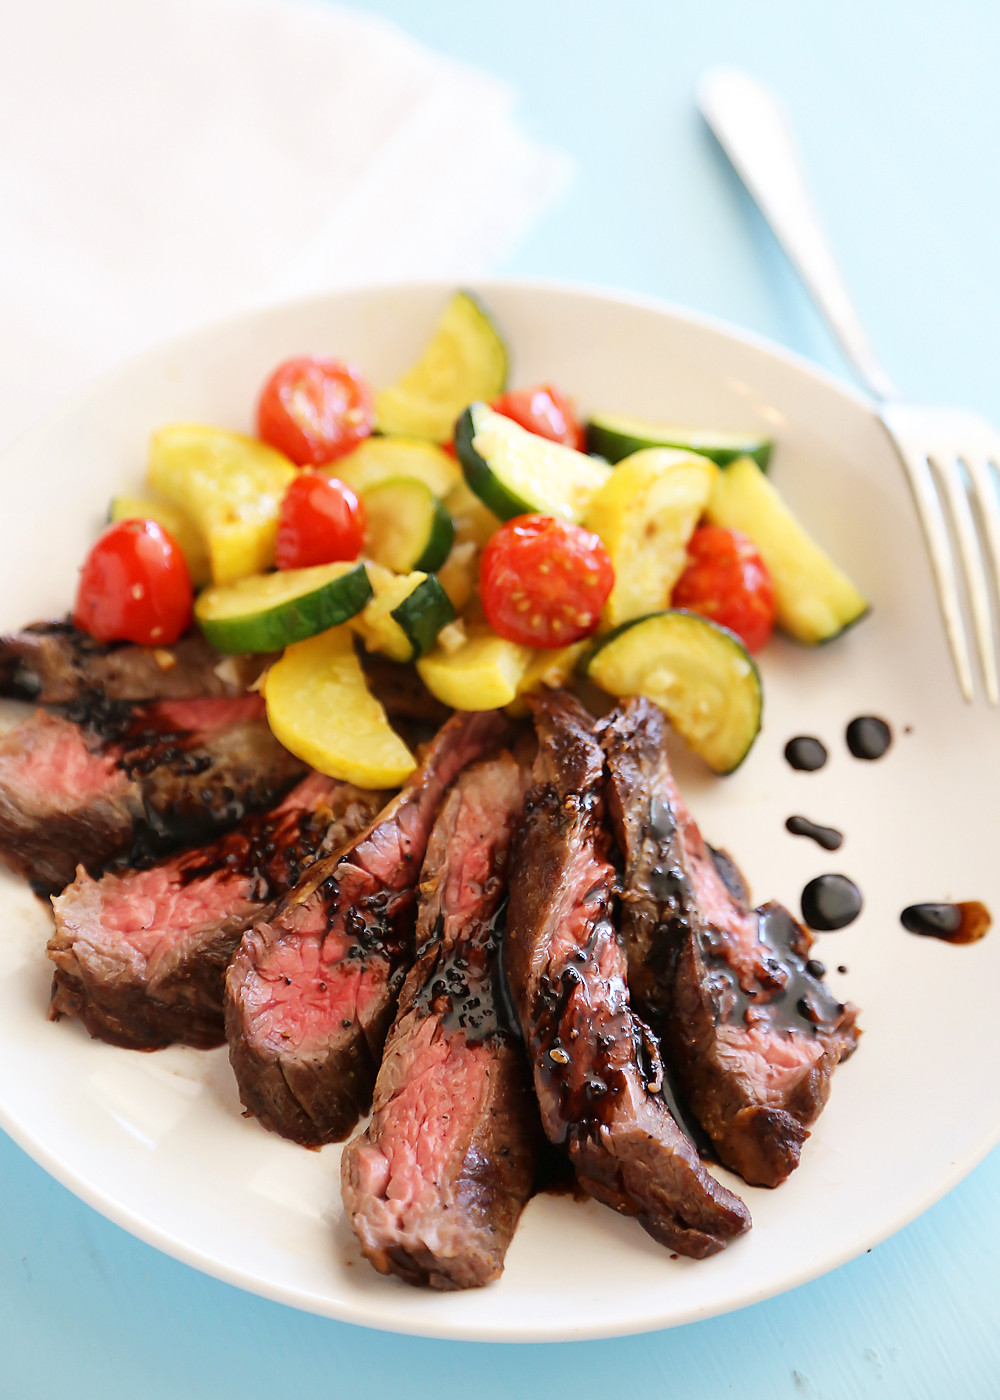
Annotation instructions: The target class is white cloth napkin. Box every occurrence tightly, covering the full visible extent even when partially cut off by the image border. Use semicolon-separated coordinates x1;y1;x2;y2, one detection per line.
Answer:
0;0;569;452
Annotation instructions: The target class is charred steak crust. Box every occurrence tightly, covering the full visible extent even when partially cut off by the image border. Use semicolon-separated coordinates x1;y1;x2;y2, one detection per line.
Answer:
225;710;512;1147
504;691;750;1259
47;773;386;1050
342;752;539;1290
0;694;305;894
603;697;860;1188
0;621;270;703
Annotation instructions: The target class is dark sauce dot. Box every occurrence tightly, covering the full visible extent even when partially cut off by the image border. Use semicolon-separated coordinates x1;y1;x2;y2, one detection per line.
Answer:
785;816;843;851
805;958;826;978
901;902;991;945
801;874;862;931
846;716;892;760
837;965;848;975
785;736;828;771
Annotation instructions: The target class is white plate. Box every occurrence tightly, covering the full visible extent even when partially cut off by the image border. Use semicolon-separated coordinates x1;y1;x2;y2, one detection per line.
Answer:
0;280;996;1342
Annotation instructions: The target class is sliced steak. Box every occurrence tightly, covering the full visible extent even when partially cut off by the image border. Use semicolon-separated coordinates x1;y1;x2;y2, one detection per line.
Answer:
0;694;304;894
342;752;539;1290
505;691;750;1259
47;772;386;1050
0;620;269;703
603;697;860;1188
225;709;511;1146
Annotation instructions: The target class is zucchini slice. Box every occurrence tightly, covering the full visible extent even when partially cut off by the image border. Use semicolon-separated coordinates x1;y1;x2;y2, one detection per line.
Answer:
455;402;611;523
587;412;773;471
706;457;869;644
264;627;415;788
147;424;296;585
362;476;455;574
585;610;762;774
110;493;211;588
583;448;718;629
417;626;532;710
331;436;461;500
352;563;455;662
375;291;508;443
194;561;372;654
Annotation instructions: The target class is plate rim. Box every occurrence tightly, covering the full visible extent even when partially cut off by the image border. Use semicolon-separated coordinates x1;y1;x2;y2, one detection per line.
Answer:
3;275;991;1344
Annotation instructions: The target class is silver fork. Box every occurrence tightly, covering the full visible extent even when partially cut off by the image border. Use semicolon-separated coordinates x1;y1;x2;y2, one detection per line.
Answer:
697;66;1000;705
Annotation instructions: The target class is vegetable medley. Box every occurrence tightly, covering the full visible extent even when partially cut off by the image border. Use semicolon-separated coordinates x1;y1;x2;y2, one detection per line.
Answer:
80;291;869;785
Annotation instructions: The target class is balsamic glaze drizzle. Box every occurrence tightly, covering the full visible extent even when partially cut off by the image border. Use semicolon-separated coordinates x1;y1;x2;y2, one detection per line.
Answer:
901;902;991;945
785;816;843;851
801;874;862;932
784;736;828;771
846;716;892;760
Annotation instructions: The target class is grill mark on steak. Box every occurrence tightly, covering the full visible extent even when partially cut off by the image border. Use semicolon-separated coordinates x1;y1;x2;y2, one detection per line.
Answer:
225;709;512;1147
505;691;750;1259
603;697;860;1188
47;772;386;1050
0;694;305;894
342;752;539;1290
0;620;270;703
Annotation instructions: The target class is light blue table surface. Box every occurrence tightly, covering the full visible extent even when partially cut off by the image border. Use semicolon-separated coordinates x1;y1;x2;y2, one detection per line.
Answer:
4;3;1000;1396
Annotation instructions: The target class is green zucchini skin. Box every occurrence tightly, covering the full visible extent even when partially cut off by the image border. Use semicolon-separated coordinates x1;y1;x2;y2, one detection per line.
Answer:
586;413;772;472
455;402;611;523
583;609;762;774
454;403;532;520
390;574;455;658
195;562;372;654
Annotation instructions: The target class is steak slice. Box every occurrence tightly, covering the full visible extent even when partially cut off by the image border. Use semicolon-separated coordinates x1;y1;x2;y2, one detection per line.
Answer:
225;709;511;1146
47;772;386;1050
603;697;860;1188
0;694;304;894
505;691;750;1259
0;620;269;703
341;752;539;1290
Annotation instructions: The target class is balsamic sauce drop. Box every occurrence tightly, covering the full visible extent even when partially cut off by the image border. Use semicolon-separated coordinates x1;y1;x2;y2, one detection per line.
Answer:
801;874;863;931
784;736;828;771
901;902;991;945
785;816;843;851
846;716;892;760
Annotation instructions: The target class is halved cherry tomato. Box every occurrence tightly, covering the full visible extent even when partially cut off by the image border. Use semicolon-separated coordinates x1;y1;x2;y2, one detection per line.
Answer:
490;385;586;450
257;357;375;467
671;525;775;652
480;514;614;648
73;519;193;646
275;472;366;570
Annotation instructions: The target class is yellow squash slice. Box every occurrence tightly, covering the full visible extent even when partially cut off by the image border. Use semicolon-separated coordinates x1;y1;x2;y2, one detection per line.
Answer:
147;424;296;585
417;626;532;710
264;627;415;788
583;447;718;630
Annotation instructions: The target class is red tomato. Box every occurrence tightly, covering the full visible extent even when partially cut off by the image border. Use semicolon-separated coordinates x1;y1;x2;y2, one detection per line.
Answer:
257;357;375;467
671;526;775;652
491;385;586;451
275;472;366;570
73;519;193;646
480;514;614;648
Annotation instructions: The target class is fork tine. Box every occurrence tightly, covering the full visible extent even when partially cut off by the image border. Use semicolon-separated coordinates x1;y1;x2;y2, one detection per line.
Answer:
963;449;1000;633
894;445;974;702
931;455;999;705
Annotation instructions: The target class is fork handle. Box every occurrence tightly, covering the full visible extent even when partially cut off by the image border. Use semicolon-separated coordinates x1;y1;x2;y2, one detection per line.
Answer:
697;67;901;403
